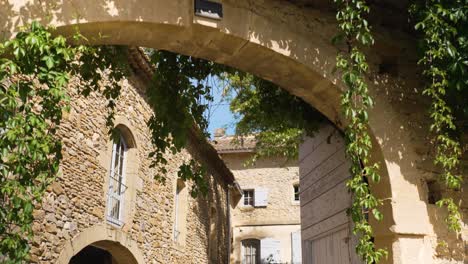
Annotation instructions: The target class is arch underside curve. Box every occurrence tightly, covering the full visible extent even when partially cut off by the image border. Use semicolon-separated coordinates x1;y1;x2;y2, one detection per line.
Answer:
2;1;437;263
57;224;144;264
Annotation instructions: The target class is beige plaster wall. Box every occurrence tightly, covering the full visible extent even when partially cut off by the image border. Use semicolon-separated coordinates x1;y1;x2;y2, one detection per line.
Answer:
29;73;229;263
300;124;467;264
223;153;300;226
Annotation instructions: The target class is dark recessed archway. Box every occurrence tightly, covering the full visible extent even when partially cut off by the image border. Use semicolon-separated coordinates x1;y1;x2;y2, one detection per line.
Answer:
68;241;139;264
69;245;114;264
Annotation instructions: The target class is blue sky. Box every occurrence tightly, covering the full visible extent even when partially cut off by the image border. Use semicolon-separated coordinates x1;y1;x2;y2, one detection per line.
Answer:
205;78;236;138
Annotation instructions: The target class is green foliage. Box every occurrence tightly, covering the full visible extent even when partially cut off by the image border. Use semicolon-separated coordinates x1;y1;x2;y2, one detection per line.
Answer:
76;44;130;133
0;22;75;263
177;160;209;198
1;2;467;260
411;0;467;233
222;73;324;164
145;49;227;196
436;198;463;232
333;0;387;262
0;22;129;263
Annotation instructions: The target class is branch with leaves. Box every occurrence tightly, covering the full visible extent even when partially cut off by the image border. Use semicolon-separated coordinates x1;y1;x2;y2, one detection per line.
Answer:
220;72;323;165
333;0;387;262
412;0;467;233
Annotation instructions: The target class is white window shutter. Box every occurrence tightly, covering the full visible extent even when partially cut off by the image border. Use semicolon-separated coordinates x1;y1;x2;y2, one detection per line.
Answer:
291;230;302;264
254;188;268;207
261;238;281;263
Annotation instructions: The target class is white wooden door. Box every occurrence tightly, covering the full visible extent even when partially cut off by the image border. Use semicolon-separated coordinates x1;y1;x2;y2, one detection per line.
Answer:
308;228;358;264
299;125;363;264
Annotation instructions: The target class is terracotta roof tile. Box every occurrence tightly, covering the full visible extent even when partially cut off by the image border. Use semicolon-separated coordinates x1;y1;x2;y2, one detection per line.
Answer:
211;135;256;153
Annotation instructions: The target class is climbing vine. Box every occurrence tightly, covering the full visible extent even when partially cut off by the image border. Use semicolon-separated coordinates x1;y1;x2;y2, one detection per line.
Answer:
0;1;467;261
145;49;229;196
0;23;220;263
411;0;467;233
333;0;387;262
0;22;126;263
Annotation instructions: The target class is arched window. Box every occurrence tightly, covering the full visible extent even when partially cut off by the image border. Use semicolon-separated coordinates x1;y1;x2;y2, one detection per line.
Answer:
106;130;130;226
241;239;260;264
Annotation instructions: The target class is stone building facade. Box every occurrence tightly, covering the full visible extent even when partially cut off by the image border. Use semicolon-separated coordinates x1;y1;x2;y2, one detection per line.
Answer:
29;49;241;264
3;0;468;262
213;131;302;264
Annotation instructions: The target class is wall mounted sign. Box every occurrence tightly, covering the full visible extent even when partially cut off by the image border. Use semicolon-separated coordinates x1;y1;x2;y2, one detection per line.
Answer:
194;0;223;20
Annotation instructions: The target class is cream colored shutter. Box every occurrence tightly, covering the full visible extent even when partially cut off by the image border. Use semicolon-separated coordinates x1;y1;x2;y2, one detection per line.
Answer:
261;238;281;263
254;188;268;207
291;230;302;263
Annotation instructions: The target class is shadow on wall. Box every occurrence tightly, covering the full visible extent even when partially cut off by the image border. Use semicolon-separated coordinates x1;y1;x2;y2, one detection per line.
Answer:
194;172;229;264
2;0;463;262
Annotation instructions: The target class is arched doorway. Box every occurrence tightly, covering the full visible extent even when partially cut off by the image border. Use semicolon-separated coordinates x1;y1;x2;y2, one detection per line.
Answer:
57;225;144;264
69;245;114;264
68;241;138;264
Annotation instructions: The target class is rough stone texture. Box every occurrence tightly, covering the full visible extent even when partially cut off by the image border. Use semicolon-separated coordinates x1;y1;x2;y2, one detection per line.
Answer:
29;73;229;263
218;144;300;264
225;154;300;226
2;0;467;262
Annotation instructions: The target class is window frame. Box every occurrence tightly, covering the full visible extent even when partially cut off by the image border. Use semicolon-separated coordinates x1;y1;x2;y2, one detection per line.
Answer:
293;184;300;203
241;239;260;264
243;189;255;207
106;133;128;227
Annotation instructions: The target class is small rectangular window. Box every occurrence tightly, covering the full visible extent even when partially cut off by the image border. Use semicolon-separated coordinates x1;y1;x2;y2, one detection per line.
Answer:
293;184;300;201
243;190;254;206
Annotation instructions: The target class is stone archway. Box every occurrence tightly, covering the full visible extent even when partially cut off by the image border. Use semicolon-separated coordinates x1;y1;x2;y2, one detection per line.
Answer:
57;225;145;264
2;1;438;263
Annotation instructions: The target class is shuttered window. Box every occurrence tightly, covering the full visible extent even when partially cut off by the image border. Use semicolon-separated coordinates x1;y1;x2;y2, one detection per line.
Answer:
242;188;269;207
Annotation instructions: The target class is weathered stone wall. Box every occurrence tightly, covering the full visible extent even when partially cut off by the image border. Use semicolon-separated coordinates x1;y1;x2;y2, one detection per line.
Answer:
220;151;300;264
222;152;300;225
30;73;229;263
2;0;467;262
